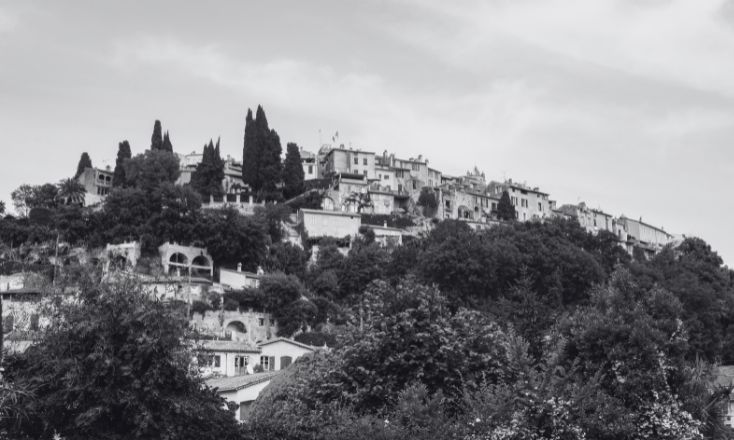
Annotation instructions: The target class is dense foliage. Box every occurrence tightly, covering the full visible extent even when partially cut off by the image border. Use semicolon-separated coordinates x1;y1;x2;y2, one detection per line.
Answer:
1;277;241;440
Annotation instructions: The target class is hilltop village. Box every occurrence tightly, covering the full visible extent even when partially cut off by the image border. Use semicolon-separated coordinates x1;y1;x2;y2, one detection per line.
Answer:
2;107;732;439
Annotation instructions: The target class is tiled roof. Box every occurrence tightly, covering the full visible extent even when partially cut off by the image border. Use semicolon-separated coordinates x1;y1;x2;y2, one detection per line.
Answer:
205;371;281;393
197;340;260;353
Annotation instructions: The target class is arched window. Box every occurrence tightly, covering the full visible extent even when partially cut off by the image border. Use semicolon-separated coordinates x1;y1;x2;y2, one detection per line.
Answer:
169;253;188;275
191;255;210;277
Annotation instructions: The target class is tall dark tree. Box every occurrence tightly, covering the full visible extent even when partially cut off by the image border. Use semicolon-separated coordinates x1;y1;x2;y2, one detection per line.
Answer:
74;152;93;179
190;138;225;200
242;105;283;200
282;142;305;199
150;120;163;151
162;131;173;153
112;140;132;187
496;190;516;221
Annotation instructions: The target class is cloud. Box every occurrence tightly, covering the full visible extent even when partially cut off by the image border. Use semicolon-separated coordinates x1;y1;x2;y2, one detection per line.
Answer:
390;0;734;96
108;35;549;165
0;7;18;33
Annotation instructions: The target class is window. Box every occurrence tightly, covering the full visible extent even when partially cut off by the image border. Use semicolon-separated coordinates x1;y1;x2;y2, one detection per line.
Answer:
260;355;276;371
411;163;419;171
354;157;358;165
258;318;264;326
363;158;368;165
363;170;367;176
214;355;221;368
383;175;389;180
308;165;313;174
538;202;542;211
269;318;275;326
30;314;39;331
412;181;417;190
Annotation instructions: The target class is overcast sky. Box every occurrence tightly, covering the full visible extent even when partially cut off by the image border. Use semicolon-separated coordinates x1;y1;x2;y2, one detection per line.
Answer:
1;0;733;263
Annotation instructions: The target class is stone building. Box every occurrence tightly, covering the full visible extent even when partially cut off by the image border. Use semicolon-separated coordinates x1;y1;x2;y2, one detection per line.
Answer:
190;309;277;345
321;147;376;179
488;179;552;222
556;202;616;235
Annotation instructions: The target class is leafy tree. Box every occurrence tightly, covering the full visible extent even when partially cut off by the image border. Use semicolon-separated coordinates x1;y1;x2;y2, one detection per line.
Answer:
150;119;163;151
95;187;152;245
496;189;515;221
242;105;283;200
0;200;5;215
162;131;173;153
124;149;180;192
195;208;268;271
190;139;224;200
11;184;37;217
253;203;291;243
1;277;242;439
112;140;132;187
338;243;389;300
74;152;92;179
283;142;305;199
263;242;310;278
28;184;59;210
56;178;86;206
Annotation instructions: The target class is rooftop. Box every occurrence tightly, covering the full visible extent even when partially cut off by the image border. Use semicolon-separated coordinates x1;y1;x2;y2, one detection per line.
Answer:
197;340;260;353
205;371;281;393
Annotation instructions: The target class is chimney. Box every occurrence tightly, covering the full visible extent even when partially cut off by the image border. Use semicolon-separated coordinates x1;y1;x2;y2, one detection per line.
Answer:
237;263;242;273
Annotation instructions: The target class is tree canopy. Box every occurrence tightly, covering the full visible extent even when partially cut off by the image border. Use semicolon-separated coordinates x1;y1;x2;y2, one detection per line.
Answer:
1;277;242;440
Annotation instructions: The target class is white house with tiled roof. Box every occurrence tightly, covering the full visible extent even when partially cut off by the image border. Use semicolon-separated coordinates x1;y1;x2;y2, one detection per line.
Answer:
257;338;317;371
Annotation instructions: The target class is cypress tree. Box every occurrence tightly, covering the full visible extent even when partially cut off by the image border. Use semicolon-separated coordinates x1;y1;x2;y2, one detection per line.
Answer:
497;190;516;221
74;152;93;179
283;142;305;199
162;131;173;153
113;140;132;187
151;120;163;151
242;105;283;200
191;138;224;200
242;108;257;189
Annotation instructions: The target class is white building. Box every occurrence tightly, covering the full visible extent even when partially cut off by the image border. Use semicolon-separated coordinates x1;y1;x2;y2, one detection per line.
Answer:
219;264;262;290
205;371;281;422
298;209;361;240
196;340;260;377
257;338;316;371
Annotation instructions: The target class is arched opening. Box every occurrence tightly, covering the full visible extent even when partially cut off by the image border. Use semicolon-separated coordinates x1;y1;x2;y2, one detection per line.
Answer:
169;253;188;276
226;321;247;341
191;255;210;278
